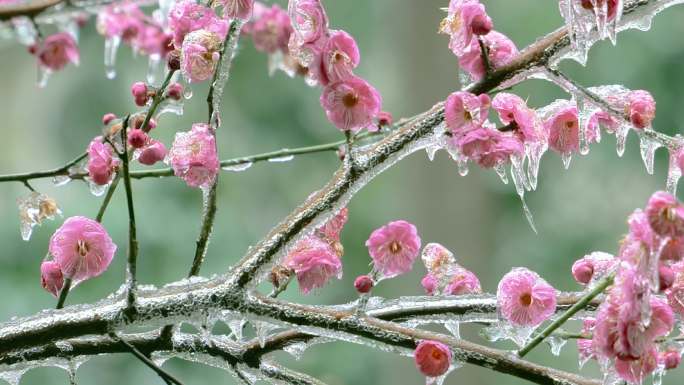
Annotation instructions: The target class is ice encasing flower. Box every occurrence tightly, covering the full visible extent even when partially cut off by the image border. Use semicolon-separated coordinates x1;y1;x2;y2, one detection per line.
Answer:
456;127;524;168
645;191;684;238
96;2;146;42
444;267;482;295
284;236;342;294
17;192;61;241
166;123;219;188
544;102;599;155
138;140;167;165
492;92;544;143
168;0;229;48
222;0;254;20
414;340;452;377
48;216;117;284
366;220;421;278
180;29;223;83
288;0;329;45
626;90;656;129
319;29;360;84
497;268;557;327
246;3;292;54
87;138;120;185
320;76;382;132
571;251;616;285
33;32;80;72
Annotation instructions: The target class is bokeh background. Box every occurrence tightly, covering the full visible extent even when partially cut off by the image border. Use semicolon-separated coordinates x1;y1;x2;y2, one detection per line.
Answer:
1;0;684;384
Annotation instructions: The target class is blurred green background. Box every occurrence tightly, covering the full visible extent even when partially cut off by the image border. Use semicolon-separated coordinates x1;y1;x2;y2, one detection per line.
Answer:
1;0;684;384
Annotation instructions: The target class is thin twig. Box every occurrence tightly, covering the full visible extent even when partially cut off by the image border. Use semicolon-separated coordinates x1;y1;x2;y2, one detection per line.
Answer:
55;277;72;309
140;70;176;133
108;332;185;385
119;118;139;311
518;274;614;357
95;174;121;222
478;36;493;75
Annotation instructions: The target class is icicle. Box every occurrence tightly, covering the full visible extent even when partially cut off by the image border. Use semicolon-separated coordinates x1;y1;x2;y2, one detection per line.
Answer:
510;156;526;197
666;148;682;195
494;163;508;184
652;366;665;385
444;321;460;338
183;83;193;99
607;0;625;45
104;36;121;79
146;54;163;85
525;141;546;191
456;158;468;176
425;145;440;162
37;67;51;88
458;71;472;89
227;319;246;341
17;192;61;241
638;134;662;175
615;122;630;157
576;95;590;155
157;99;184;117
561;152;573;169
546;335;567;356
268;153;295;163
222;162;253;172
157;0;175;27
425;365;457;385
88;179;109;196
283;342;308;360
520;196;538;234
11;17;37;46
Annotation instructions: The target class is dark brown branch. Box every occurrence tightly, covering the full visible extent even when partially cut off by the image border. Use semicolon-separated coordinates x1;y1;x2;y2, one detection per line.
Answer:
0;0;63;21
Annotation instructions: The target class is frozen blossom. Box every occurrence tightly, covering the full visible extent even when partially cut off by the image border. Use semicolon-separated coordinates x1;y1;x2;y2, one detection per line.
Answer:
457;31;518;81
17;192;61;241
414;340;453;378
180;29;223;83
87;137;120;186
497;267;557;327
366;220;421;278
320;76;382;132
439;0;493;56
283;236;342;294
30;32;79;72
166;123;219;188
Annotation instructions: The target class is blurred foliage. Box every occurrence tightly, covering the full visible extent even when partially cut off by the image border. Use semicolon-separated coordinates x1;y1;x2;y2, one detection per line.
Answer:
1;0;684;384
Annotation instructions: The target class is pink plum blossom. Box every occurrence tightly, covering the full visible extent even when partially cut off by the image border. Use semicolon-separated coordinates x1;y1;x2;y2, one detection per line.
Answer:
96;2;146;42
571;251;616;285
87;138;120;185
414;340;452;378
49;216;117;284
246;3;292;54
319;30;360;84
614;348;658;384
497;268;557;327
315;207;348;243
33;33;79;72
284;236;342;294
222;0;254;20
168;0;229;48
444;91;490;137
134;26;173;57
492;93;544;143
458;31;518;81
320;76;382;132
544;103;599;155
40;260;64;297
180;30;223;83
127;129;148;149
440;0;493;56
421;274;438;295
455;127;524;168
645;191;684;238
580;0;620;21
137;140;167;166
366;220;421;278
166;123;219;188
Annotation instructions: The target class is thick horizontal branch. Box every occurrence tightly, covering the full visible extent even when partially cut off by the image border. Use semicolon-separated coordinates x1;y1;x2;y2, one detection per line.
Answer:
0;0;63;20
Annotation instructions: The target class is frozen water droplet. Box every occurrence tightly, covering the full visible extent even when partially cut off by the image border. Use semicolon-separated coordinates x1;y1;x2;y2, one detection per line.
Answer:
561;153;572;169
425;145;440;162
88;180;109;196
222;162;253;172
546;335;567;356
53;174;71;186
639;134;662;175
615;123;630;157
104;36;121;79
444;321;460;338
494;163;509;184
283;342;308;360
520;196;538;234
17;192;61;241
183;84;193;99
456;158;468;176
268;153;294;163
525;141;546;191
146;54;163;85
11;17;37;46
667;148;682;195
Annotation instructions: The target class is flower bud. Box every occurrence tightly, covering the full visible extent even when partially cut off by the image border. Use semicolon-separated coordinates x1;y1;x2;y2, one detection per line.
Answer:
471;13;492;36
40;261;64;297
167;50;181;70
131;82;149;107
414;340;452;377
354;275;374;294
572;258;594;285
127;129;148;149
166;83;184;101
102;113;117;125
659;264;675;291
660;349;682;370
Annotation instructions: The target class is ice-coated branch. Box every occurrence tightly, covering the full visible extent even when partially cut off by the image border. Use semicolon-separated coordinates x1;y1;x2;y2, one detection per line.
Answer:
119;119;140;311
258;362;329;385
108;332;185;385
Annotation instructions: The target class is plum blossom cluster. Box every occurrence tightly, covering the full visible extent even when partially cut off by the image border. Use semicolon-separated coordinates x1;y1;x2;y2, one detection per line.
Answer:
420;242;481;296
440;0;516;82
571;191;684;384
41;216;117;297
243;0;386;132
27;32;80;80
560;0;625;60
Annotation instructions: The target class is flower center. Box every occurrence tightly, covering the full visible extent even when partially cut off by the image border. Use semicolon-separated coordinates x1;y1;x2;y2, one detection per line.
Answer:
520;292;533;307
76;239;89;257
389;240;402;254
565;120;575;129
463;110;472;121
342;92;359;108
431;349;444;360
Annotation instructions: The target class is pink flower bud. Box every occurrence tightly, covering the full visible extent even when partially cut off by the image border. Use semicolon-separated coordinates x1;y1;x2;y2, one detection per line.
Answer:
572;258;594;285
354;275;374;294
40;261;64;297
87;138;120;185
166;83;184;101
626;90;656;129
365;220;421;278
138;140;167;165
127;129;148;149
660;348;682;370
49;216;117;284
377;111;393;128
102;113;117;125
471;13;493;36
167;50;181;70
421;274;438;295
131;82;149;106
414;340;452;377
